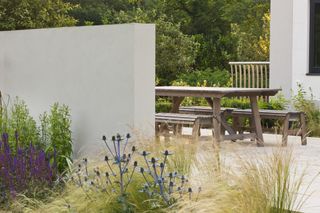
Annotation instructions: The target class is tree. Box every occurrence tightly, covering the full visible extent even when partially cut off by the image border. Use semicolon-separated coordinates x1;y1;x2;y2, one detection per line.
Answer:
66;1;200;85
65;0;270;82
109;8;200;85
0;0;77;31
155;0;236;70
224;0;270;61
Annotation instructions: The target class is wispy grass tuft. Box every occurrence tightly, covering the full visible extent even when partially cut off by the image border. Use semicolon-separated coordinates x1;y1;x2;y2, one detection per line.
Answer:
175;148;314;213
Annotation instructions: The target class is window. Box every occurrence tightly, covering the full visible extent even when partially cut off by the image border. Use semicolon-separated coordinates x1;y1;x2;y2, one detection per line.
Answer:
309;0;320;74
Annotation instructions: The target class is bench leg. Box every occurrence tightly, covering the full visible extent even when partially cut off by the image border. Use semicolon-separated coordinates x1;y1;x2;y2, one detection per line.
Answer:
300;113;307;145
155;122;160;140
160;123;170;142
250;117;255;141
212;98;222;147
192;120;200;141
232;116;240;134
174;124;182;136
220;113;227;136
282;114;290;146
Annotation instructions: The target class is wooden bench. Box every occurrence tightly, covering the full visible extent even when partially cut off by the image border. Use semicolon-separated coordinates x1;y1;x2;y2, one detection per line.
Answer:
231;109;307;146
179;106;236;136
155;113;212;140
179;106;234;115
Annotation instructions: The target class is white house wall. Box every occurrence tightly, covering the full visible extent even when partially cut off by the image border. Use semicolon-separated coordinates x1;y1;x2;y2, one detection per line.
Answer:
292;0;320;101
0;24;155;155
271;0;320;103
270;0;293;99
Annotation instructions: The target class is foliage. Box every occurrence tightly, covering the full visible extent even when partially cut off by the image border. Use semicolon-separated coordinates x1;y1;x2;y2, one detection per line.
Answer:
156;98;172;113
221;94;288;130
64;1;200;85
1;0;271;84
0;133;56;205
156;0;236;69
0;98;42;150
292;84;320;137
8;99;40;149
221;93;288;110
40;103;72;173
225;0;270;61
0;0;77;31
108;8;200;85
177;68;231;87
66;0;271;84
0;96;72;174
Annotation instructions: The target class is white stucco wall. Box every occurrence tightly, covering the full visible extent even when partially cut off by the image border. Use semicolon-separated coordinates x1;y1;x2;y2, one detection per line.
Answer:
270;0;293;99
271;0;320;103
291;0;320;101
0;24;155;155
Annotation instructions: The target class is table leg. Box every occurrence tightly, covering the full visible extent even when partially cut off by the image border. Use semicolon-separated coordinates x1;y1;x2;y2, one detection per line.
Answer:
205;97;214;108
212;98;222;147
171;97;184;136
171;97;184;113
249;96;264;146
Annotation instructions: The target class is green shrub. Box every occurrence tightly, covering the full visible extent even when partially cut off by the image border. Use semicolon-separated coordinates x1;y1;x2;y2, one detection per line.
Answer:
40;103;72;173
292;84;320;137
177;68;231;87
0;97;41;150
156;98;172;113
221;94;288;130
0;95;72;173
221;93;287;110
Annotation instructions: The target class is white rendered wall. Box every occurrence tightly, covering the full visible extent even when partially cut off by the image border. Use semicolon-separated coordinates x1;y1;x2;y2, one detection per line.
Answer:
0;24;155;155
270;0;293;99
292;0;320;102
271;0;320;103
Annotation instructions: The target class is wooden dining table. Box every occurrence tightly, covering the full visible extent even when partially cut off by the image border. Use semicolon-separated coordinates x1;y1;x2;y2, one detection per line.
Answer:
155;86;281;147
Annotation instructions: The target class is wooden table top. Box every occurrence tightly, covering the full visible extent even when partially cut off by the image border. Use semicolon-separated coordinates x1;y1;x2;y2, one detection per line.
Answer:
155;86;281;98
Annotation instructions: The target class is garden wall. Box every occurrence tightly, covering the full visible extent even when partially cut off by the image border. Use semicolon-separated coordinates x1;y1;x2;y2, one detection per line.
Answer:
0;24;155;155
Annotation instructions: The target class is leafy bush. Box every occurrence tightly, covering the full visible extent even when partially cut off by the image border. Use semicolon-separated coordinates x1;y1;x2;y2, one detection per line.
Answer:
40;103;72;173
0;96;72;173
221;94;288;130
0;133;56;204
0;98;41;150
221;93;288;110
105;8;200;85
0;0;77;31
177;68;231;87
156;98;172;113
292;84;320;137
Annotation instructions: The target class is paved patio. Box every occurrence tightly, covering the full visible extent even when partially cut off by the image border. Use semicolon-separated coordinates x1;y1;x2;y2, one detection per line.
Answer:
182;128;320;213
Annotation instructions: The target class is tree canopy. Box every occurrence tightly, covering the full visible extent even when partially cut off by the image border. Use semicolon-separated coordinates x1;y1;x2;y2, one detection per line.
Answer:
0;0;270;85
0;0;77;30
